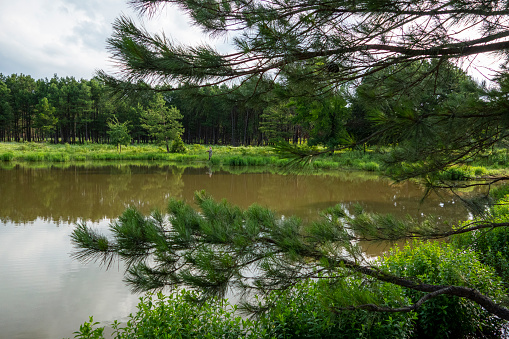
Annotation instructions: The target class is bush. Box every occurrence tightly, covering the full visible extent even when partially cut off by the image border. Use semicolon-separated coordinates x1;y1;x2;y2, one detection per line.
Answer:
47;152;70;162
453;225;509;288
440;167;471;180
488;183;509;201
226;156;248;166
0;152;14;161
24;152;44;162
259;277;415;339
452;188;509;287
71;290;259;339
170;136;187;153
362;161;380;172
188;144;206;153
471;166;487;176
380;242;505;338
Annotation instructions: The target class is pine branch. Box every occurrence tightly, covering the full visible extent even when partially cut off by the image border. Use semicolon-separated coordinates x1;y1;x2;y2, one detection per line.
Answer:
101;0;509;90
70;193;509;320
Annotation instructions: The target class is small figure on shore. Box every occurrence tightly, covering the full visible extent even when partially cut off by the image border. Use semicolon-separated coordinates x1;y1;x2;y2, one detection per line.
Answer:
207;147;213;160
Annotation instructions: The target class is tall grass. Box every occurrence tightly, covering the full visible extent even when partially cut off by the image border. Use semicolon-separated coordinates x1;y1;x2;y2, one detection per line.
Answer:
5;141;506;180
0;142;394;175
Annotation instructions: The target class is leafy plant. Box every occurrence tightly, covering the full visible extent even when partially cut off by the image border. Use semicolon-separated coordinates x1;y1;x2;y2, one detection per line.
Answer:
71;290;259;339
70;317;104;339
170;135;187;153
380;242;505;338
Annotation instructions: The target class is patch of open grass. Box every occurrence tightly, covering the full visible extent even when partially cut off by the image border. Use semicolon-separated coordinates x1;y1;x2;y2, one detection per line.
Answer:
5;141;507;180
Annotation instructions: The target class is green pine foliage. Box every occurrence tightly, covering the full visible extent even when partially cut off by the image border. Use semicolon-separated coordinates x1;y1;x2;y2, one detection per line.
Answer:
98;0;509;93
71;222;507;338
141;94;184;153
71;189;509;337
107;118;131;153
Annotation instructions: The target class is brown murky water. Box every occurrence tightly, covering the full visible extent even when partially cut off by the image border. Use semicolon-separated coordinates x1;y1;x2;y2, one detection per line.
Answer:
1;164;470;223
0;164;474;338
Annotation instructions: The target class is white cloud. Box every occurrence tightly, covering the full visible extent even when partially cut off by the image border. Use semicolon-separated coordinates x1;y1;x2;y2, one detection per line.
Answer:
0;0;220;80
3;1;491;83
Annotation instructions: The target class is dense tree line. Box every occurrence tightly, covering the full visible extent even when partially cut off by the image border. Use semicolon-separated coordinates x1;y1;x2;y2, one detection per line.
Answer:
1;60;486;151
0;73;309;145
0;74;112;143
0;73;347;146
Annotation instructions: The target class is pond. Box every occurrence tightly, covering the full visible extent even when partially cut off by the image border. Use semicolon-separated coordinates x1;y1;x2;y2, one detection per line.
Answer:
0;164;475;338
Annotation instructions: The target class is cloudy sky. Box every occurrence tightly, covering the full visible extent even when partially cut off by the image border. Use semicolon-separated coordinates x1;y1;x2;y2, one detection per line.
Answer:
0;0;219;80
0;0;502;83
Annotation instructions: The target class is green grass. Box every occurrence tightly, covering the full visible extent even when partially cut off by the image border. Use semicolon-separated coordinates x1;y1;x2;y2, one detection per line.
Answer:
0;142;296;167
2;142;509;180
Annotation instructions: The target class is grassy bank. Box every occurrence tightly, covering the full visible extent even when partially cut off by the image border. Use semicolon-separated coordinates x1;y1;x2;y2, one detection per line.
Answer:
0;142;385;173
1;142;507;179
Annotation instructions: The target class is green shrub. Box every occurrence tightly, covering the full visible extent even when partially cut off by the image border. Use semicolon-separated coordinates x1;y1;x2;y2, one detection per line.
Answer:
312;160;340;169
259;277;415;339
47;152;70;162
471;166;487;176
452;189;509;287
0;152;14;161
440;167;471;180
489;183;509;201
188;144;206;153
71;290;259;339
380;242;505;338
24;152;44;162
453;225;509;287
226;156;248;166
170;136;187;153
362;161;380;171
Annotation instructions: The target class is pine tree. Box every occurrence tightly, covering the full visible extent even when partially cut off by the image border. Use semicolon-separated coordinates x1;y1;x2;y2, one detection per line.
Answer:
33;97;58;141
107;117;131;153
141;93;184;152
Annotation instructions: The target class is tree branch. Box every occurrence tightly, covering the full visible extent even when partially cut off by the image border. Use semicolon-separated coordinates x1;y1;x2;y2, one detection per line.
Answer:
334;286;458;313
338;258;509;320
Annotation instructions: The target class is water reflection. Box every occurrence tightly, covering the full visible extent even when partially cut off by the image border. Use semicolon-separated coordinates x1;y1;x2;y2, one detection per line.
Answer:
0;218;140;339
0;164;478;338
0;164;475;224
0;165;185;223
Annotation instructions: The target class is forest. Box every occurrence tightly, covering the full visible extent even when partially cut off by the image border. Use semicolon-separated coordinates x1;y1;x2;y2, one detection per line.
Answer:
0;72;305;146
0;59;484;153
0;73;340;147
